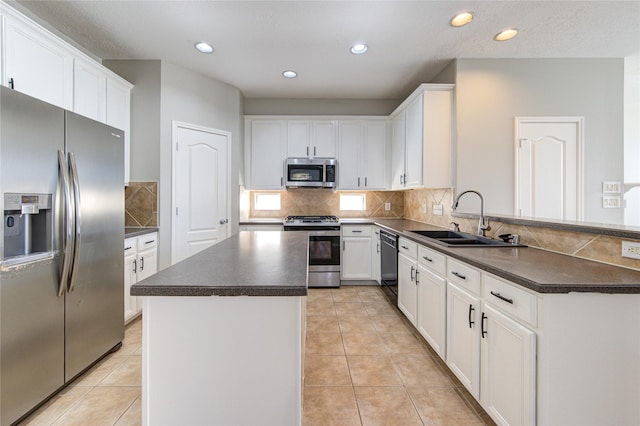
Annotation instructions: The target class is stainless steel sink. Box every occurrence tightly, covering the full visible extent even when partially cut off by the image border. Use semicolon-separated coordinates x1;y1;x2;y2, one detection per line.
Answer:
407;230;527;247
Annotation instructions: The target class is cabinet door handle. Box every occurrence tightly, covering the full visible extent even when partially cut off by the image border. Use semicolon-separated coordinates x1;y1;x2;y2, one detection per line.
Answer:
133;259;137;273
422;256;433;262
357;177;361;187
481;312;488;339
281;177;283;186
364;177;367;187
401;245;409;250
376;243;380;253
140;257;144;272
343;240;345;251
314;146;316;156
468;304;475;328
306;146;309;156
8;78;14;89
410;266;415;281
452;271;466;280
400;175;404;185
490;291;514;304
415;270;419;285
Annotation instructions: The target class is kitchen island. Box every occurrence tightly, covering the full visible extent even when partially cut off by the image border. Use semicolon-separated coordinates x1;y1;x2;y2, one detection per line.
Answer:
131;231;308;426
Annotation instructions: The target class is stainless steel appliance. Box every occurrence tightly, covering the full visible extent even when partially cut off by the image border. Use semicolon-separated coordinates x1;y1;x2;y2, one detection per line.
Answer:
380;229;398;304
283;215;340;288
285;158;337;188
0;87;124;425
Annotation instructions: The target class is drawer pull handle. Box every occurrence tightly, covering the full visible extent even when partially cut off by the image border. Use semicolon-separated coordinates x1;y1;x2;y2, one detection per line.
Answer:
490;291;514;304
468;304;475;328
401;245;409;250
352;230;363;233
125;246;133;251
481;312;488;338
145;240;155;244
452;271;466;280
422;256;433;262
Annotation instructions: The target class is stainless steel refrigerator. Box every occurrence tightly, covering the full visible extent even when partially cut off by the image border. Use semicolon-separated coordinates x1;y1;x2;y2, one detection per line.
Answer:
0;87;124;425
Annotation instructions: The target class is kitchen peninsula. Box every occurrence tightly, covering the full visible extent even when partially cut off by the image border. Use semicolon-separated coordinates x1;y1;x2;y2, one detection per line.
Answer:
131;231;308;426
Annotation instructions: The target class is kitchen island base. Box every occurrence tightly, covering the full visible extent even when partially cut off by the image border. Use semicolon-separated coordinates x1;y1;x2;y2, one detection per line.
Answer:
141;295;305;426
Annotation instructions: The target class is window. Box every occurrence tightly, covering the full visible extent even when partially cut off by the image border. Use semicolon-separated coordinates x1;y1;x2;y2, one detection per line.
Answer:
254;193;281;210
340;193;366;211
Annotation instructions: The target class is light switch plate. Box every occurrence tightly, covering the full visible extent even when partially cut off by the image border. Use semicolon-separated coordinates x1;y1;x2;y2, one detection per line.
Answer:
384;202;391;211
622;241;640;260
603;181;622;194
602;196;621;208
433;204;443;216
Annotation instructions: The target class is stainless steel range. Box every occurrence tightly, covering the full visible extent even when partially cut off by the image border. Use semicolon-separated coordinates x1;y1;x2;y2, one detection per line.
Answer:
283;216;340;288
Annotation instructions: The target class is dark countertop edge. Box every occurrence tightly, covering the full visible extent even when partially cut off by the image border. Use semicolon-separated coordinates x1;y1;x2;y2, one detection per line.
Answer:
372;219;640;295
125;227;159;238
239;219;283;225
452;212;640;240
131;284;307;297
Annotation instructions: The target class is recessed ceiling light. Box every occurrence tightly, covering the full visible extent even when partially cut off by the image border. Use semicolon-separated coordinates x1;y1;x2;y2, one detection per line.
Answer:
450;12;474;27
194;41;214;54
494;28;518;41
350;44;368;55
282;70;298;78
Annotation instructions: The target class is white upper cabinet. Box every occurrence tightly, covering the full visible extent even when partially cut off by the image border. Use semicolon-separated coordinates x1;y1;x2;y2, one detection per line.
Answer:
246;119;286;190
286;120;336;158
106;77;133;184
2;7;74;110
337;119;387;190
391;84;454;189
74;58;107;122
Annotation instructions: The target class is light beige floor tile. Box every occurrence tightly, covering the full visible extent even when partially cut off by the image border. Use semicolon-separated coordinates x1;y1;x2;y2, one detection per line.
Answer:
306;315;341;333
354;386;423;426
119;331;142;356
338;315;378;334
307;299;337;316
347;356;403;386
342;333;387;356
308;288;334;302
335;302;368;316
114;396;142;426
303;386;361;426
379;332;429;355
18;386;91;426
358;290;388;303
304;355;352;386
52;386;140;426
100;356;142;387
392;354;453;387
306;332;345;355
372;314;409;334
332;288;361;303
364;302;399;316
69;354;129;387
408;386;484;425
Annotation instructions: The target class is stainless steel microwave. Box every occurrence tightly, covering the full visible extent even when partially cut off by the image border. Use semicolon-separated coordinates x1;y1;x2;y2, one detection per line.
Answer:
285;158;337;188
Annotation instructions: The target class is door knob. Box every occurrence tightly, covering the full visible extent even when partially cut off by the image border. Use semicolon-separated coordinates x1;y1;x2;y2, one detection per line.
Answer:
219;219;228;225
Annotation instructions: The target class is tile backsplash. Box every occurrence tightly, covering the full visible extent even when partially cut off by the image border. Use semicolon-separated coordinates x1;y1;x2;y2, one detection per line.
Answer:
125;181;158;227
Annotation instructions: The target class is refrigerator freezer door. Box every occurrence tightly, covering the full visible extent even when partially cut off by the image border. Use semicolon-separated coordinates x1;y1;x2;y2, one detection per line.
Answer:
64;111;124;381
0;87;65;425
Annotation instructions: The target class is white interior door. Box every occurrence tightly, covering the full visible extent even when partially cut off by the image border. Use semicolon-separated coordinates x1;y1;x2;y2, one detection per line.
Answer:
515;117;583;221
172;122;230;264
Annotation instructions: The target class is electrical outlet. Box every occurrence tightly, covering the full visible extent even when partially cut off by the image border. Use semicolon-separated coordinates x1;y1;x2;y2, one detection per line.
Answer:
622;241;640;260
433;204;443;216
603;196;621;208
384;202;391;211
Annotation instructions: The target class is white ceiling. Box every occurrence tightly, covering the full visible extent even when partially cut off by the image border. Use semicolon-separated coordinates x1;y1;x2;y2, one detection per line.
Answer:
13;0;640;100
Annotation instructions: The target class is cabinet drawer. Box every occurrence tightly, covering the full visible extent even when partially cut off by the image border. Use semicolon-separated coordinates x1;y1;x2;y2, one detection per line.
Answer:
137;232;158;250
342;226;371;237
418;245;446;275
398;237;417;260
447;258;481;296
124;237;137;254
483;273;537;327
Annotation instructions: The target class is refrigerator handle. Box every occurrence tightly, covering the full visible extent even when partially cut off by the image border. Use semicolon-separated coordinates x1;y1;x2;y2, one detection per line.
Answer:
68;152;82;293
58;150;74;297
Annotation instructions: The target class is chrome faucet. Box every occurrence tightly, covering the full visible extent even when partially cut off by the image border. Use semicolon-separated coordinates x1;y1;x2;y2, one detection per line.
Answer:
452;190;491;236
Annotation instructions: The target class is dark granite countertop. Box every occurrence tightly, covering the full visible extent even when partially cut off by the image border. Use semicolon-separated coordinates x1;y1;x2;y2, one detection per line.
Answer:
131;231;308;297
125;227;159;238
373;219;640;294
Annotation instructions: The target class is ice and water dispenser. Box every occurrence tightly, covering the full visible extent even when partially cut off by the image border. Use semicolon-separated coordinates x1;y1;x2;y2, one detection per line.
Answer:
3;193;53;265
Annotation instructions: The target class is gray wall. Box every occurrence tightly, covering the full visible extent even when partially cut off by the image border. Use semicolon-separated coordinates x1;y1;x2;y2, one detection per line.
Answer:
104;60;243;270
244;98;400;116
103;60;161;182
453;58;624;225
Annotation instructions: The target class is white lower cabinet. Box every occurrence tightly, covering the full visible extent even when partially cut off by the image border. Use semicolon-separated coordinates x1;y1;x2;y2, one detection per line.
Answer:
416;265;446;359
480;304;536;426
446;282;481;398
124;232;158;323
397;252;417;323
341;226;373;280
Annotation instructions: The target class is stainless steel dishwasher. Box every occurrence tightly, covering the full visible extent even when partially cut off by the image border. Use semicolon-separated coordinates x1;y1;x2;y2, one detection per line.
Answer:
379;229;398;304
